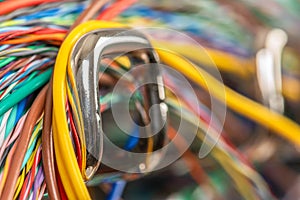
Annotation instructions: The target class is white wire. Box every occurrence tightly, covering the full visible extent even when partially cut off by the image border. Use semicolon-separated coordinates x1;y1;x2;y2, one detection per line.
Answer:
0;108;12;147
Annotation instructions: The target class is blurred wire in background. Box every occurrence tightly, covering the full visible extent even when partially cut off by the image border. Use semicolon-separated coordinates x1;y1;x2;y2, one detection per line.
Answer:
0;0;299;200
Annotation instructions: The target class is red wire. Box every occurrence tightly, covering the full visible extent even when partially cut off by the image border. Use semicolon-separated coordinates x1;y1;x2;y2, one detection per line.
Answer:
35;28;67;35
0;27;43;42
66;102;82;170
0;58;26;80
0;60;31;89
28;154;40;199
0;27;67;41
165;77;254;168
55;162;68;200
19;172;30;200
0;0;61;16
96;0;137;20
21;148;42;200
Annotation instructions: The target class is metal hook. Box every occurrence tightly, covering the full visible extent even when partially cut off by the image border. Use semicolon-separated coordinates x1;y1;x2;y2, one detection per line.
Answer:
71;28;168;179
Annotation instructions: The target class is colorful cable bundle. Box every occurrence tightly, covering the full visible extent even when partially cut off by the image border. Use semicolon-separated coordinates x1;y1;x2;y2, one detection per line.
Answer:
0;1;86;199
0;0;299;200
0;1;139;199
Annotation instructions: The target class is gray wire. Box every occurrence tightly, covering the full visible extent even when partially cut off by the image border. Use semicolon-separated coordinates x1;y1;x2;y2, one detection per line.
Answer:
12;20;69;30
9;48;58;57
0;146;11;167
38;52;59;57
0;2;64;22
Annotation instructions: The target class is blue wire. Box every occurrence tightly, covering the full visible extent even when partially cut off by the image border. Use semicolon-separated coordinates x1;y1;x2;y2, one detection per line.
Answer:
106;180;127;200
13;71;38;90
21;126;41;169
16;3;86;21
0;26;30;33
124;125;139;150
15;98;26;122
16;8;60;20
121;5;252;57
0;58;51;91
105;125;138;200
0;71;13;85
15;58;51;81
0;44;10;51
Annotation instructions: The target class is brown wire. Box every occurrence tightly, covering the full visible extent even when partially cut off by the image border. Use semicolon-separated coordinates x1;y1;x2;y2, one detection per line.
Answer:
0;57;32;79
168;126;208;185
42;77;61;200
70;0;109;30
40;1;109;199
0;85;48;200
168;126;223;199
0;1;110;199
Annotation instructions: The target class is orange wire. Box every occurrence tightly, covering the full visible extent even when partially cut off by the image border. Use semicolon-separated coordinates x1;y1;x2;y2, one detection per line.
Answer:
0;34;65;45
96;0;137;20
0;0;61;15
0;141;17;195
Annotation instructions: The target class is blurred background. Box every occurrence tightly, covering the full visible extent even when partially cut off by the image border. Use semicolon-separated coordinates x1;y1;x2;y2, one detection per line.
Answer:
0;0;300;199
90;1;300;199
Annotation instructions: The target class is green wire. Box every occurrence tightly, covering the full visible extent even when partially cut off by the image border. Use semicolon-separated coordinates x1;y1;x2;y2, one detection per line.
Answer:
4;104;17;139
13;71;39;90
0;113;3;127
0;71;39;100
0;56;16;68
27;45;46;49
0;68;52;116
21;128;41;169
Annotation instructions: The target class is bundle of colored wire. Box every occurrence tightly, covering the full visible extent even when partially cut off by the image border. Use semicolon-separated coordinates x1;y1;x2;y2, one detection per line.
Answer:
117;3;254;57
96;49;275;199
0;1;86;199
1;1;300;200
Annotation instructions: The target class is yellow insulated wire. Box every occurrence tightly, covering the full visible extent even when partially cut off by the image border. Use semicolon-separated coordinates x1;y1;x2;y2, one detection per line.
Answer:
26;138;41;174
13;169;25;200
157;49;300;146
0;144;15;195
0;48;31;57
52;20;127;199
212;149;257;200
153;40;300;103
0;20;25;27
167;97;270;200
14;169;25;199
151;40;254;78
66;79;87;178
53;20;300;199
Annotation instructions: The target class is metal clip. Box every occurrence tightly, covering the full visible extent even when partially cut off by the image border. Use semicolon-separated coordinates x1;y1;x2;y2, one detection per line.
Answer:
71;28;168;179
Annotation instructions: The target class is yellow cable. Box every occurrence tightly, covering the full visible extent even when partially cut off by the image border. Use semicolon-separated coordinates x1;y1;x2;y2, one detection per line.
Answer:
0;48;31;56
52;20;127;199
13;169;25;200
156;41;300;103
167;97;262;199
0;146;14;195
0;20;25;27
156;49;300;146
27;119;42;151
66;70;88;180
52;19;297;199
146;137;154;170
212;149;257;200
26;139;41;174
151;40;254;78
